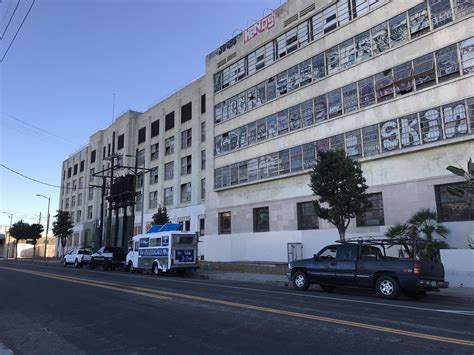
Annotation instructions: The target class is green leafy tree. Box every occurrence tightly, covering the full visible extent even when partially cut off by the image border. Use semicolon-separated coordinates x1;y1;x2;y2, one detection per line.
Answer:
8;220;30;259
152;207;171;226
27;223;44;259
385;209;449;261
52;210;73;256
309;149;371;241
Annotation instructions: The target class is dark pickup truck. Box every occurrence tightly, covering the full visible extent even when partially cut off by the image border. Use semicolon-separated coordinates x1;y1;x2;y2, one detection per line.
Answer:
90;246;126;271
287;241;449;299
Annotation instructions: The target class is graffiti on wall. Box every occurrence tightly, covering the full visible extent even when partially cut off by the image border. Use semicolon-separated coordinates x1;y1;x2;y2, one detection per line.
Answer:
244;12;275;44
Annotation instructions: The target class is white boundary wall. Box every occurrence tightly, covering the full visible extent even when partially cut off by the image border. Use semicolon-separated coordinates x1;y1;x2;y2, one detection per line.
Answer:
440;249;474;288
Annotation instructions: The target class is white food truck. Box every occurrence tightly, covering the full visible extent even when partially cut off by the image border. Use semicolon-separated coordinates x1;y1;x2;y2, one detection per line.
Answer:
126;224;199;275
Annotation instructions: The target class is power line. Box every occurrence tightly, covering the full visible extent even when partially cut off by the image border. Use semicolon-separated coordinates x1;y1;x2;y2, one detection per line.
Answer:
0;163;102;191
1;112;73;143
1;0;35;63
1;0;20;40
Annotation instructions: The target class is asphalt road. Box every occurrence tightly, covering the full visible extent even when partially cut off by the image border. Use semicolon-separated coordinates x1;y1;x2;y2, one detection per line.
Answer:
0;261;472;355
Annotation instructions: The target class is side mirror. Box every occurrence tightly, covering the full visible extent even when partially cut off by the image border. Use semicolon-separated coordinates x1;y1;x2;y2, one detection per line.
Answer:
313;254;318;259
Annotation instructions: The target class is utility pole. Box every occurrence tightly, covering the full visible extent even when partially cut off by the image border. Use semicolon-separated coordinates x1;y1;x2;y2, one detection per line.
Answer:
35;194;50;261
2;212;13;259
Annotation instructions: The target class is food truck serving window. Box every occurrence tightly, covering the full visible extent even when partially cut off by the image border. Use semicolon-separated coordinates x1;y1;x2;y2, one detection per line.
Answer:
149;237;162;247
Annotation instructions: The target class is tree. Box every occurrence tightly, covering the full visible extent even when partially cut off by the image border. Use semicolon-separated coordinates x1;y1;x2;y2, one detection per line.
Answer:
8;220;30;259
152;207;171;225
52;210;73;256
309;149;371;241
27;223;44;259
385;209;449;261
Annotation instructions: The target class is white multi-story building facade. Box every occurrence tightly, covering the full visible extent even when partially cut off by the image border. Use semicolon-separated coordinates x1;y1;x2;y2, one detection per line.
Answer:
60;0;473;261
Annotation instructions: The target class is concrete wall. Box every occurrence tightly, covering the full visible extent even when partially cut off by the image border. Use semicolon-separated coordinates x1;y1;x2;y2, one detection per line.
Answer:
441;249;474;288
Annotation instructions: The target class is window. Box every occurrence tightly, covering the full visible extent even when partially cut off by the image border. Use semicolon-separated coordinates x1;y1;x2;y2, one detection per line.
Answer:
164;162;174;180
429;0;452;29
355;31;371;62
297;202;319;230
201;94;206;114
302;143;316;170
375;69;394;102
312;13;323;40
137;149;145;167
393;61;414;96
164;187;173;206
201;178;205;200
181;128;192;149
149;237;161;247
343;83;358;113
399;114;421;148
436;183;474;222
279;149;290;174
136;194;142;211
201;121;206;142
326;46;339;75
199;218;205;236
73;164;78;175
436;44;459;82
117;134;124;150
181;155;192;175
363;124;381;156
276;71;287;96
87;206;93;220
358;77;375;108
72;180;77;191
79;177;84;189
90;150;96;164
328;89;342;118
247;86;257;110
77;193;83;206
80;160;84;172
165;136;174;155
138;127;146;144
181;102;192;123
253;207;269;232
247;122;257;145
149;191;158;209
150;167;158;184
218;211;231;234
201;150;206;170
88;187;93;201
371;22;389;55
76;210;81;223
65;198;70;209
420;107;442;143
339;39;356;69
289;105;300;131
147;144;157;162
409;3;430;38
346;130;362;158
312;53;325;80
180;183;191;203
460;38;474;74
389;13;408;47
443;101;468;139
136;173;144;189
165;111;175;131
356;193;385;226
67;167;72;178
256;82;266;106
299;59;312;86
287;65;299;92
301;100;314;127
290;146;302;172
323;4;337;33
314;95;327;123
151;119;159;138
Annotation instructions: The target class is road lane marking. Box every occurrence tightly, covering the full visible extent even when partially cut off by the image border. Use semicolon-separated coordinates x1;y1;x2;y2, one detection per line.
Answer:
2;262;473;316
0;267;171;301
1;266;473;347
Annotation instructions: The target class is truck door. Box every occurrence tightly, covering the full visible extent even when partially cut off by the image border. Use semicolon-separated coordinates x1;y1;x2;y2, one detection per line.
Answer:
307;246;338;283
335;245;358;284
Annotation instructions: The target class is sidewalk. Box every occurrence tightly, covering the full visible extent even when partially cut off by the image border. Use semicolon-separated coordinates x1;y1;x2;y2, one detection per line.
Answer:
193;270;474;303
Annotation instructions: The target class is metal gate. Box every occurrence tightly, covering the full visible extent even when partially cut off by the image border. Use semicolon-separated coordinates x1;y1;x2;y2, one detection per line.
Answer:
287;243;303;263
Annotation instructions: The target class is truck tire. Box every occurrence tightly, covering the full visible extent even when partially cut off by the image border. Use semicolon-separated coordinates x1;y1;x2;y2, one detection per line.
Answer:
292;271;310;291
152;262;163;276
376;275;400;300
74;259;79;268
63;259;67;267
128;261;135;273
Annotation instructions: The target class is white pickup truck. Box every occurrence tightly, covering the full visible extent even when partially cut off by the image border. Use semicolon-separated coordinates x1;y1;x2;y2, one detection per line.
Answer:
63;248;92;268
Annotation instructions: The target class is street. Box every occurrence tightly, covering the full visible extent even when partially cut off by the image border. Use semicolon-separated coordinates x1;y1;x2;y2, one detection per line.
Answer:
0;261;473;354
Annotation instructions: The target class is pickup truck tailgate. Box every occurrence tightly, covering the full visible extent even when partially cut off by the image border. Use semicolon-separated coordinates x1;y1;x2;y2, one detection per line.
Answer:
419;261;445;279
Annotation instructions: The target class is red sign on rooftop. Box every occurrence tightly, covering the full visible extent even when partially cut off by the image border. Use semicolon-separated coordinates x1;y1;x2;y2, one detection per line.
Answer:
244;12;275;44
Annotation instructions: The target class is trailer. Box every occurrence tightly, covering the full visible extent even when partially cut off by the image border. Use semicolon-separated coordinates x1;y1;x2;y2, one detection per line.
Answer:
126;224;199;275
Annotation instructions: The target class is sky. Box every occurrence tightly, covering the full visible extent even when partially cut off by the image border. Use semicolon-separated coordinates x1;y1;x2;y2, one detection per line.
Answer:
0;0;282;228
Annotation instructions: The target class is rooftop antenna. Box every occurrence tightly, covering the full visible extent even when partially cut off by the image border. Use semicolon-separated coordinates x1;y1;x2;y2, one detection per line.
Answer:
112;93;115;124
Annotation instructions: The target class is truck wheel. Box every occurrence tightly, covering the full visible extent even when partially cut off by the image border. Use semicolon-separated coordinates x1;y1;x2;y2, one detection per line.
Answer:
320;284;336;292
63;259;67;267
152;262;164;276
292;271;309;291
128;261;135;273
74;259;79;268
376;275;400;300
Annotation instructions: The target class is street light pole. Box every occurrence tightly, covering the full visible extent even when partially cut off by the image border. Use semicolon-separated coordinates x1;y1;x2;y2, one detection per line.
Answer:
2;212;13;259
36;194;50;261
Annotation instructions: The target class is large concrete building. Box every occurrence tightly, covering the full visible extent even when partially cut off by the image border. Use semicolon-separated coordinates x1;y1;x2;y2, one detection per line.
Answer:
59;0;473;261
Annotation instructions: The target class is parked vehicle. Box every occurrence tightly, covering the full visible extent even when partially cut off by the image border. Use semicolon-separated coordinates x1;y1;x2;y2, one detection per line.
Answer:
287;239;449;300
63;248;92;268
126;225;199;275
90;246;126;271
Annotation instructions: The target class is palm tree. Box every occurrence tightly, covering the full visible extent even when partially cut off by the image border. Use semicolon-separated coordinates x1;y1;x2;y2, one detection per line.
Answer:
385;223;415;258
408;209;449;242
